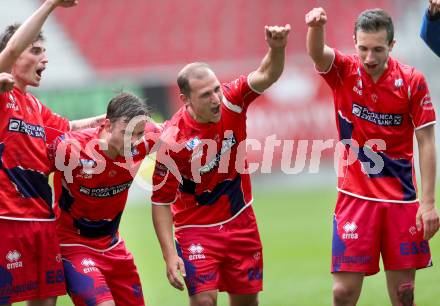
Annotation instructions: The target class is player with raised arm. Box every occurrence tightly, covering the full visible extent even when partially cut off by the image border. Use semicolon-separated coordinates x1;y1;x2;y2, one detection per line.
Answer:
151;24;290;306
421;0;440;56
0;1;104;305
306;7;439;306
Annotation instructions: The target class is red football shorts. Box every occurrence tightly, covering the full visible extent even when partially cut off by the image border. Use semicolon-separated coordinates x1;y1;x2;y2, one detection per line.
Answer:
0;219;66;304
61;240;145;306
332;192;432;275
174;206;263;296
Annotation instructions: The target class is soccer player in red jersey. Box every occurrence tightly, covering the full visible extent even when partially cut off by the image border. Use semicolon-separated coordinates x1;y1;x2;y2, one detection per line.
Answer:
49;92;160;306
306;7;440;306
151;24;291;306
0;1;103;305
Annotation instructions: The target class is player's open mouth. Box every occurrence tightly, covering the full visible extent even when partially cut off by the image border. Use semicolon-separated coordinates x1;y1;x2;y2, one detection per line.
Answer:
365;63;378;70
36;67;45;79
212;105;220;115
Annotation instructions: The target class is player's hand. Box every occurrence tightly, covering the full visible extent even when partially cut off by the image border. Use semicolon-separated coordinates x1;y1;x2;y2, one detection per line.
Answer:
265;24;291;49
416;203;440;240
165;255;186;291
305;7;328;28
429;0;440;16
50;0;79;8
0;73;14;93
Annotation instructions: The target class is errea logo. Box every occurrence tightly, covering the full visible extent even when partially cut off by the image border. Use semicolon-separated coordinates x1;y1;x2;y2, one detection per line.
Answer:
342;222;359;239
81;258;99;273
188;243;206;261
6;250;23;270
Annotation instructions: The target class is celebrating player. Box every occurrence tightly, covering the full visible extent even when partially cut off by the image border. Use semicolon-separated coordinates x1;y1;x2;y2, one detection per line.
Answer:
306;7;439;306
421;0;440;56
49;92;161;306
0;1;103;305
151;24;290;306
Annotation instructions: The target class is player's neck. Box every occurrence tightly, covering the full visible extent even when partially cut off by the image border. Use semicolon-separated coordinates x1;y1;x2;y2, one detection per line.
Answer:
15;81;27;93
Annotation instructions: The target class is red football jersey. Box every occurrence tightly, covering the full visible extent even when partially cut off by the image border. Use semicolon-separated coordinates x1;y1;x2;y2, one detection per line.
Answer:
151;75;261;228
0;88;69;220
320;50;436;203
51;123;160;250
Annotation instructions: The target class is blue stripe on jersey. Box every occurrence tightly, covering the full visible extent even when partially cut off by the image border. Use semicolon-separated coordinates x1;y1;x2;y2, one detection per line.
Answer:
0;267;13;304
63;260;98;306
0;143;53;216
332;215;346;272
175;241;197;296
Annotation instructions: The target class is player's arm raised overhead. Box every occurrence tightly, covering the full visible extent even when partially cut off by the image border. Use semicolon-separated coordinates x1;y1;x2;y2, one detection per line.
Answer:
415;125;440;240
306;7;335;72
421;0;440;56
0;0;78;73
248;24;291;93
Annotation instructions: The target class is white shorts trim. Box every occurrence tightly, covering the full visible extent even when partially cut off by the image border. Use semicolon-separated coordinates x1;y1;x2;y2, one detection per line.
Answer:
60;237;122;253
175;199;253;230
0;216;56;222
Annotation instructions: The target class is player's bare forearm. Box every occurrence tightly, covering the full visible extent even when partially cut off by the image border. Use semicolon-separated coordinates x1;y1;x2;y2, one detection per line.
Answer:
249;24;290;93
0;0;76;73
250;47;285;93
416;125;436;206
152;204;177;261
305;7;334;72
70;114;105;131
415;125;439;239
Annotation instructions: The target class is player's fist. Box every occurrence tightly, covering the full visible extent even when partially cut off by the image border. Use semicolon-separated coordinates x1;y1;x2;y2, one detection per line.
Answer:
305;7;328;28
49;0;78;8
0;73;14;93
265;24;291;49
429;0;440;16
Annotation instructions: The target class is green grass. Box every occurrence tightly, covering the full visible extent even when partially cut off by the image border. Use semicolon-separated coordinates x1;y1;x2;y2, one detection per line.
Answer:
19;187;440;305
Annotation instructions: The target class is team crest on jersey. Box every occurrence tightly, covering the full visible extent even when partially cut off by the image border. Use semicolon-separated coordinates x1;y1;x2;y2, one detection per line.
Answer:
131;147;140;157
6;250;23;270
342;221;358;239
186;137;201;150
188;243;206;260
394;78;403;88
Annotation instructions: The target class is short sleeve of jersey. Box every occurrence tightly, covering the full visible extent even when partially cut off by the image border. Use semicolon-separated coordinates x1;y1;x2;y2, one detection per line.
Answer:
409;70;436;129
318;49;353;89
222;75;260;113
151;159;179;205
40;102;70;133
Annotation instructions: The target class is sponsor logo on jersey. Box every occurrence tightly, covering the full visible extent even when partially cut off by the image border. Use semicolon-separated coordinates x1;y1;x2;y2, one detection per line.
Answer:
352;78;363;96
8;118;45;139
420;94;434;111
188;243;206;260
352;103;403;126
199;133;236;175
342;221;358;239
79;181;133;198
5;93;19;111
6;250;23;270
81;258;99;273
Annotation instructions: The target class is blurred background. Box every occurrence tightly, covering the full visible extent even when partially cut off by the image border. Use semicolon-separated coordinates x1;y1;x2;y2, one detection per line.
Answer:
2;0;439;305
